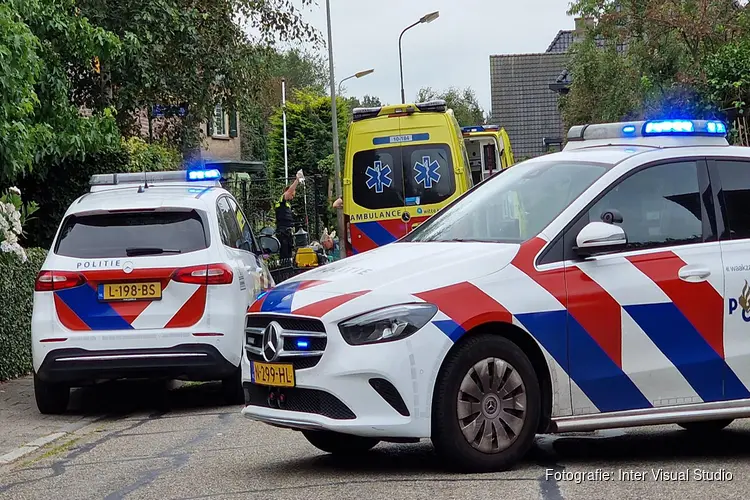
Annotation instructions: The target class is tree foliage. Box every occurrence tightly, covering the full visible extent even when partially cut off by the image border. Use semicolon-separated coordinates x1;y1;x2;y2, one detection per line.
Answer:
76;0;320;154
0;0;121;182
267;89;349;232
416;86;485;126
563;0;748;129
241;47;329;161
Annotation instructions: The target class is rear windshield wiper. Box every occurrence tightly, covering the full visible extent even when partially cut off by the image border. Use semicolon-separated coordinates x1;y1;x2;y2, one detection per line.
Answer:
125;247;182;256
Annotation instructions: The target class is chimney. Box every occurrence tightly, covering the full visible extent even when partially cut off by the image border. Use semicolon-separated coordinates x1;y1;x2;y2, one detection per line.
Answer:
574;17;595;33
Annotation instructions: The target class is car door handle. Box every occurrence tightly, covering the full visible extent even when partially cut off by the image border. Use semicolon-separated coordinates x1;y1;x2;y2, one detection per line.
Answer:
678;265;711;283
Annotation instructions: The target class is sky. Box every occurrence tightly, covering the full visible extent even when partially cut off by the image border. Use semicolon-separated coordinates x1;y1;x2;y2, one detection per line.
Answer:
290;0;575;113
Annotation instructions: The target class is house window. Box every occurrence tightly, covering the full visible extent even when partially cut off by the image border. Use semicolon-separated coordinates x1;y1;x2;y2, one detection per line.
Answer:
213;104;227;136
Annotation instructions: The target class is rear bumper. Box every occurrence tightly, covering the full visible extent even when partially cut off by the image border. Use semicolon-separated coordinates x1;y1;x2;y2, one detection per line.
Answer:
36;344;238;385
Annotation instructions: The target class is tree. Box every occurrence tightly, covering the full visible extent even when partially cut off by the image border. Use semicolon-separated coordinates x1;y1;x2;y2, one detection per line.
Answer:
416;87;485;126
563;0;747;128
0;0;121;182
266;89;350;232
76;0;320;155
241;47;329;162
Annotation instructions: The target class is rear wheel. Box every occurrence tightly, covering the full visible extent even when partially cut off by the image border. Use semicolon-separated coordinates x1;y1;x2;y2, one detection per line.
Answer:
432;334;541;473
34;373;70;415
221;367;244;405
302;430;380;455
678;419;733;432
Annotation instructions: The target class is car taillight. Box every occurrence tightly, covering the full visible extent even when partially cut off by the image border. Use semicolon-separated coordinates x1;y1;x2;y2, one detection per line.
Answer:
171;264;233;285
34;271;86;292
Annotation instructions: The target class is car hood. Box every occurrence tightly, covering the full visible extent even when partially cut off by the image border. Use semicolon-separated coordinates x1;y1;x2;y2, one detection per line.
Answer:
283;241;520;295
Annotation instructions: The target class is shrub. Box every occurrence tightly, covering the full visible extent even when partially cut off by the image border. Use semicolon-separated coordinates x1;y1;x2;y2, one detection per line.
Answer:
0;248;46;381
14;148;130;249
121;136;182;172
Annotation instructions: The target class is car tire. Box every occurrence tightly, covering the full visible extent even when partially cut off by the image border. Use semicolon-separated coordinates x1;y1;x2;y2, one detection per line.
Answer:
34;373;70;415
302;430;380;455
431;334;541;473
678;419;733;432
221;367;244;405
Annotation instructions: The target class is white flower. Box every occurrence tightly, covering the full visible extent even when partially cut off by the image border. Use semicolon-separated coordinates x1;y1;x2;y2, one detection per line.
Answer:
0;217;8;231
8;187;21;196
10;210;20;223
12;221;22;234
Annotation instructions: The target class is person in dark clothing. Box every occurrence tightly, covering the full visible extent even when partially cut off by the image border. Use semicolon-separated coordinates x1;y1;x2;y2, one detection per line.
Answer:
275;170;303;259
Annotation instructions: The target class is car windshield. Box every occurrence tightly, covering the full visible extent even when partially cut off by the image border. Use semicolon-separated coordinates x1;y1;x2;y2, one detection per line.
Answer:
404;160;612;244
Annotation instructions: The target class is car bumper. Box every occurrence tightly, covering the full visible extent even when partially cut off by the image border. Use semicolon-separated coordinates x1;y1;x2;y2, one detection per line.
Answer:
36;344;238;385
240;319;453;439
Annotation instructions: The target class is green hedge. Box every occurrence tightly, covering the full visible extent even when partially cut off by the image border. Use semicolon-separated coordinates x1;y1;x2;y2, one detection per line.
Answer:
0;249;47;381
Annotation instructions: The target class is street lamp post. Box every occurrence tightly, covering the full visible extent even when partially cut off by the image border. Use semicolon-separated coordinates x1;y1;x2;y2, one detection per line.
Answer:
338;69;375;95
325;0;347;259
399;11;439;104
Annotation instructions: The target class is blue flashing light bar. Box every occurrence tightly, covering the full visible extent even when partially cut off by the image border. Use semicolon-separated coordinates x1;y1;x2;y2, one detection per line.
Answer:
643;120;695;135
187;169;221;181
622;125;637;135
296;339;310;350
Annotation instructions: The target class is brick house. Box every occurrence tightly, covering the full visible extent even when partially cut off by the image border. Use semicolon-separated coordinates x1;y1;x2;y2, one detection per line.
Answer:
136;103;241;161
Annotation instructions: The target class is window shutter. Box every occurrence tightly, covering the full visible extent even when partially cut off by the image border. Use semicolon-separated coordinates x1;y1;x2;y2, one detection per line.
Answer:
229;107;238;138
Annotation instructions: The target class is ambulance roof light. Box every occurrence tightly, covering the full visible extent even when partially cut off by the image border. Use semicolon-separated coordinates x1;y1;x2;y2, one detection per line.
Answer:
462;124;500;134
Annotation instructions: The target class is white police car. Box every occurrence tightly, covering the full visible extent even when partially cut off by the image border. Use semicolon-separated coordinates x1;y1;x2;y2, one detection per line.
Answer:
239;119;750;471
31;168;276;414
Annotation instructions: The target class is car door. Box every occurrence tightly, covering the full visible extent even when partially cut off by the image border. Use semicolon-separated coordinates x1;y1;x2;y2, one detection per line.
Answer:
226;196;270;300
710;158;750;400
564;159;731;414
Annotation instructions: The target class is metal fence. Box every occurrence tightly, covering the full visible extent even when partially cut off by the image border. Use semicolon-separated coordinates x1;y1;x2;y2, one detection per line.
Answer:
222;173;332;284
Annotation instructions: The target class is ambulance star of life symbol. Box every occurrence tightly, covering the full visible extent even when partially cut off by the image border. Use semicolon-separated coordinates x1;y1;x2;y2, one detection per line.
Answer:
262;321;283;362
414;156;441;189
122;261;134;274
365;160;393;194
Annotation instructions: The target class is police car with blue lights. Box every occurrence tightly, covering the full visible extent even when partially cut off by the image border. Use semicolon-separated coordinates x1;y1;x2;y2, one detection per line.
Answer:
31;168;276;414
241;119;750;472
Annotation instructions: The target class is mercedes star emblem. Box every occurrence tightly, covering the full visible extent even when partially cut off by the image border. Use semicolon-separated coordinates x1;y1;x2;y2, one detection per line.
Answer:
262;321;283;362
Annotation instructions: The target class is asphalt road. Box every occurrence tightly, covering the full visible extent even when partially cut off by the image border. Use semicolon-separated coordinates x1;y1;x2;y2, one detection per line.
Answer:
0;381;748;500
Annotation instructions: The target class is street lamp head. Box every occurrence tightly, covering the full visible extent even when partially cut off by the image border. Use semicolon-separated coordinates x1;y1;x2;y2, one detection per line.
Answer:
355;69;375;78
420;11;439;24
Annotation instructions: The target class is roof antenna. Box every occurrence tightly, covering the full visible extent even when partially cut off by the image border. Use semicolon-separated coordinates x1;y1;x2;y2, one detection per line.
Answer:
138;152;149;193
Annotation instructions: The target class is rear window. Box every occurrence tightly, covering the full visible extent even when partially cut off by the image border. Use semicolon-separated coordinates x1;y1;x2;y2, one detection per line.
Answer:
54;210;209;258
352;143;456;210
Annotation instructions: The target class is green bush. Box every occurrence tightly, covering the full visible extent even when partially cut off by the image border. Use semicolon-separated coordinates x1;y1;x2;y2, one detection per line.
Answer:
14;148;131;249
0;248;46;381
121;137;182;172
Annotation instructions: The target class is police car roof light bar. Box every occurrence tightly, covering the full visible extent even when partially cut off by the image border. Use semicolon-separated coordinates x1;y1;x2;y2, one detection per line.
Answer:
89;169;222;189
567;119;728;141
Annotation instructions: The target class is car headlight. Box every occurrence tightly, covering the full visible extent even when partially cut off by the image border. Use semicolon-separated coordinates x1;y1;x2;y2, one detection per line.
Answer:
338;303;438;346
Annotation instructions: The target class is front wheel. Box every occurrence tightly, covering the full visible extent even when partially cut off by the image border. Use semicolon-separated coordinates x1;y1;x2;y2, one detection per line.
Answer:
678;419;733;432
432;334;541;473
302;430;380;455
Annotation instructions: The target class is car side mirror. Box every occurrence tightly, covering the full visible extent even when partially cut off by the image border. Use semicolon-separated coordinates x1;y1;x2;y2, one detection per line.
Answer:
237;240;253;252
574;221;627;257
259;235;280;255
